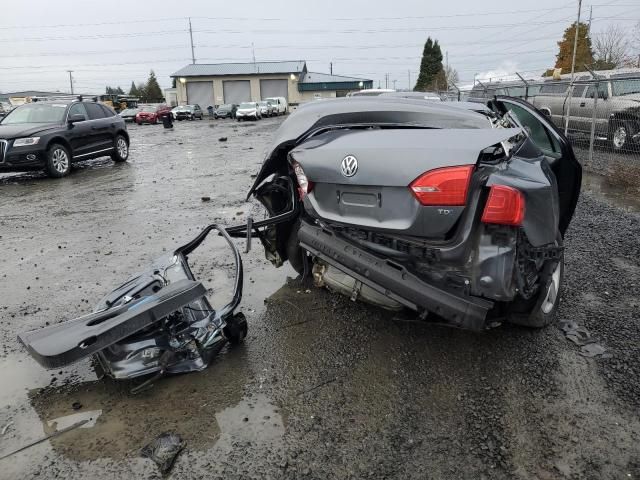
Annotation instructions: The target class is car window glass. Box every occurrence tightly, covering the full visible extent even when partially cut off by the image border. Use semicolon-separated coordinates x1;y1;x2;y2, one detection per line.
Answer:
612;79;640;96
585;83;608;99
99;104;115;117
505;103;562;159
84;103;106;120
68;103;87;120
572;85;586;97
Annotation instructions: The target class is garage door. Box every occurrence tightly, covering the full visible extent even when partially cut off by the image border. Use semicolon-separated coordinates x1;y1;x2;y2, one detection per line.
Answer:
186;81;214;108
260;79;288;101
223;80;251;104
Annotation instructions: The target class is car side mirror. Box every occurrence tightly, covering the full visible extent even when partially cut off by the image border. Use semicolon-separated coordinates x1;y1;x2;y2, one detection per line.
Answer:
68;114;85;124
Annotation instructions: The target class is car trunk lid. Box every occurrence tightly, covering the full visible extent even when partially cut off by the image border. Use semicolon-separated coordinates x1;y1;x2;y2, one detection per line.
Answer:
291;127;522;237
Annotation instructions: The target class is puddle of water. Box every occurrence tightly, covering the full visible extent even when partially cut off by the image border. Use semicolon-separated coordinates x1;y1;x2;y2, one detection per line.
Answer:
581;171;640;212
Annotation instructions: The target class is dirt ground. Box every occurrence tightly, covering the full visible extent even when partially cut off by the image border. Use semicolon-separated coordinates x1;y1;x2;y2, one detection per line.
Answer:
1;117;639;480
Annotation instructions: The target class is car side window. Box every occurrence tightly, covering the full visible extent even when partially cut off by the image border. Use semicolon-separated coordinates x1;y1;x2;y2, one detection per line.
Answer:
99;104;115;117
84;103;106;120
585;83;608;99
506;103;562;159
68;103;87;121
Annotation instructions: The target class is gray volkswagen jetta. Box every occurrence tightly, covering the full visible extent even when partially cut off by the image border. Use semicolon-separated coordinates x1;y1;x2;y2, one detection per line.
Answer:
247;96;581;330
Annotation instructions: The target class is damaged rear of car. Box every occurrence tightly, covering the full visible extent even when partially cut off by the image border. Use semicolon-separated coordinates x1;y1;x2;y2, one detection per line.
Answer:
247;96;581;330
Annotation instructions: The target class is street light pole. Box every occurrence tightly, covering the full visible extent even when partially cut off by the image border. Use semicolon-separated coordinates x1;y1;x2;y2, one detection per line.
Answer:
564;0;582;135
67;70;74;94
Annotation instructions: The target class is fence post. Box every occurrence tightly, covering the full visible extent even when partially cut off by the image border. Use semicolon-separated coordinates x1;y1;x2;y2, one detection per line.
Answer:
584;65;600;168
563;81;575;136
515;72;529;101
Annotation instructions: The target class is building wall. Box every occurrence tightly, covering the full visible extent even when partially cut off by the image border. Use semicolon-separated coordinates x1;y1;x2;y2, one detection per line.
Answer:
176;74;303;105
297;90;337;102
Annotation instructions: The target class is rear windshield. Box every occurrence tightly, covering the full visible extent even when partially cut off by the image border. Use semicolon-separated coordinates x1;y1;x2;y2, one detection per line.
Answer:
1;103;67;124
239;103;255;108
141;106;157;112
218;104;232;109
258;101;269;106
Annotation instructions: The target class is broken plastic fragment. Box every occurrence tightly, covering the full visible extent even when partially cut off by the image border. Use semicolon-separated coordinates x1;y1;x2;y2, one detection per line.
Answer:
579;343;609;358
141;432;186;474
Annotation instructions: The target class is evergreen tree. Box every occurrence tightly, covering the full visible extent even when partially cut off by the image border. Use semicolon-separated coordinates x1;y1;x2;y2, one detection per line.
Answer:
554;22;593;74
144;70;163;102
414;37;444;91
137;82;147;101
129;81;139;97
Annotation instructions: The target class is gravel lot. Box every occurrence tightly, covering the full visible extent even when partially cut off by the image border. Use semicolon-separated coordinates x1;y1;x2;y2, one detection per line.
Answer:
0;117;639;479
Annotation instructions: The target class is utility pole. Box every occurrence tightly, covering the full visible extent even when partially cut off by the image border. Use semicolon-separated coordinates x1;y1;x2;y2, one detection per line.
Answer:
408;69;411;90
330;62;333;75
565;0;582;135
385;73;388;89
188;17;196;64
587;5;592;36
251;42;256;65
392;79;397;90
67;70;74;94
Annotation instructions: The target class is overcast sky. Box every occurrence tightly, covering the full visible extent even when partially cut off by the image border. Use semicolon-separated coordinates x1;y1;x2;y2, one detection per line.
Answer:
0;0;637;94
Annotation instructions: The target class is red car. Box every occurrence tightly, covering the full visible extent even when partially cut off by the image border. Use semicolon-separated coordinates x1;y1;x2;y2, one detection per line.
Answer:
135;104;171;125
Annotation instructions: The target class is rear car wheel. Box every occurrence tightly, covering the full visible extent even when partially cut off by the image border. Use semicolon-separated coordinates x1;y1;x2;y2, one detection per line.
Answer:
610;122;630;151
45;144;71;178
507;245;564;328
111;135;129;163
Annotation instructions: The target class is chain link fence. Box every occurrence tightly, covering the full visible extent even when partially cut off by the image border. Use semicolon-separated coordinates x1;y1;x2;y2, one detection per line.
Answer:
445;72;640;186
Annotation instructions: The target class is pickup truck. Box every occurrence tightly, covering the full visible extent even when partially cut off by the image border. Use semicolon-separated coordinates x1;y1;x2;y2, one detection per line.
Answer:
531;72;640;151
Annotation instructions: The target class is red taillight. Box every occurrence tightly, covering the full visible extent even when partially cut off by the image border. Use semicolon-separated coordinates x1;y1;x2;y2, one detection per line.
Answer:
409;165;474;206
291;160;314;199
481;185;525;226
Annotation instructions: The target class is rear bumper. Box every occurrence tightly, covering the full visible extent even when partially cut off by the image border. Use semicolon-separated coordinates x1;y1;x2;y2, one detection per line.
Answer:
298;221;494;330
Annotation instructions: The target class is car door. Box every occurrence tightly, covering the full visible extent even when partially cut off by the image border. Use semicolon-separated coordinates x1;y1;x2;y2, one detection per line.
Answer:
83;102;113;153
194;104;202;118
489;97;582;236
583;82;611;137
65;103;94;159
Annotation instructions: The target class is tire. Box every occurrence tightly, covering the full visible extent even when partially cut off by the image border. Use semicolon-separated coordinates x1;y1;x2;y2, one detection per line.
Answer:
507;240;564;328
610;122;631;151
190;114;195;121
111;134;129;163
45;143;71;178
223;312;248;345
152;118;158;125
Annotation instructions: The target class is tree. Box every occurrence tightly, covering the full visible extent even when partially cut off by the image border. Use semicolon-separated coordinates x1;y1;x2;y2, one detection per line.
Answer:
414;37;444;92
136;82;147;100
593;24;629;70
444;65;459;89
630;21;640;67
553;22;593;74
129;81;138;96
144;70;163;102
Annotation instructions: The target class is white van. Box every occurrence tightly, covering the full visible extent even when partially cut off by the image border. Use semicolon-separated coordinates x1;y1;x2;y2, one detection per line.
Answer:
265;97;288;115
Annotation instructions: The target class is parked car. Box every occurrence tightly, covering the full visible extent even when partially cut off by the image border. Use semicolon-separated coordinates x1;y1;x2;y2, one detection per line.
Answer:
264;97;288;115
258;101;276;117
346;89;395;97
119;107;140;123
381;91;442;101
0;99;129;177
236;102;262;121
135;105;161;125
173;104;203;121
531;71;640;150
246;96;581;330
214;104;238;119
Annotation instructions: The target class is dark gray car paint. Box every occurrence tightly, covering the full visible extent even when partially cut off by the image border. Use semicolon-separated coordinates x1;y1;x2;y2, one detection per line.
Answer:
248;97;493;197
291;127;523;238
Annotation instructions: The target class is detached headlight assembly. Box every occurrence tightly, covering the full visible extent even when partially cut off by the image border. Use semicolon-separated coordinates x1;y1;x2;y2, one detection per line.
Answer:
13;137;40;147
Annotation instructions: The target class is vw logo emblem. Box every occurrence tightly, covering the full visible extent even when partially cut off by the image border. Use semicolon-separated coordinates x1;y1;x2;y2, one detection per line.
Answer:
341;155;358;177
